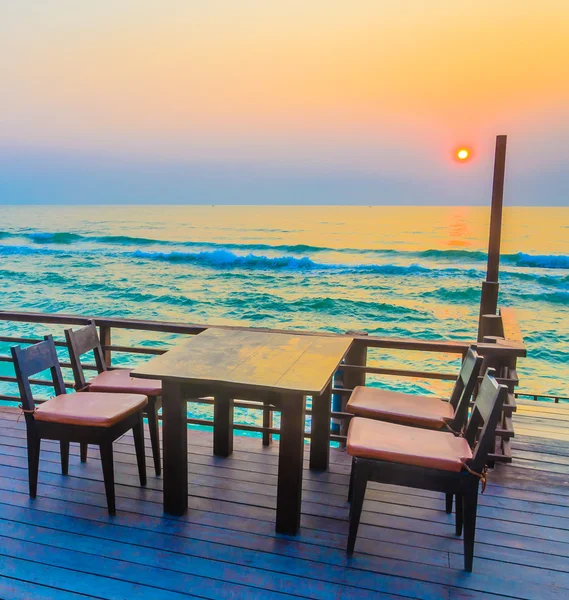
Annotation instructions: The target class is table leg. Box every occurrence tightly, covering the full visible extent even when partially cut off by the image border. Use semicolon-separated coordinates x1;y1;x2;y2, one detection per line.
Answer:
309;381;332;471
214;393;234;457
276;394;305;534
162;380;188;515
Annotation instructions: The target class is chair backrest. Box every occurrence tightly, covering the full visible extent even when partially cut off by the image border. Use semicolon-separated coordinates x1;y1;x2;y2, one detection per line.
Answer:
447;346;483;430
11;336;67;413
64;321;107;390
464;369;507;472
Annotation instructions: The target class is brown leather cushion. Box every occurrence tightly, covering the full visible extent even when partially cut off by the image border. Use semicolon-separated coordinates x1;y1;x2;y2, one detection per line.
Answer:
34;392;148;427
347;386;453;428
347;417;472;472
88;369;162;397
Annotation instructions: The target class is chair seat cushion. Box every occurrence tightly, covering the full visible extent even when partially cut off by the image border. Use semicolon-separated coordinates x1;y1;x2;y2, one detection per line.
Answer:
347;417;472;472
88;369;162;397
34;392;148;427
347;386;454;428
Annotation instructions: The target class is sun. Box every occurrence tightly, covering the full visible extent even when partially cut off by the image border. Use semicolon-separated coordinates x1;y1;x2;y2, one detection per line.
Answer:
456;148;470;161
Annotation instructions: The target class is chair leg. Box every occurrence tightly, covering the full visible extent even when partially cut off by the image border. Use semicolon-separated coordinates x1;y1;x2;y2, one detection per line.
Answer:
445;493;453;514
60;440;70;475
146;399;161;476
133;412;148;487
27;433;41;499
80;442;88;463
455;493;463;536
348;457;355;502
347;460;368;555
463;486;479;571
99;441;116;516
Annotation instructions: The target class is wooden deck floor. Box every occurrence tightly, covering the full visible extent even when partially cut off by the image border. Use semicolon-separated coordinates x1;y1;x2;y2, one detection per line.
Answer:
0;401;568;600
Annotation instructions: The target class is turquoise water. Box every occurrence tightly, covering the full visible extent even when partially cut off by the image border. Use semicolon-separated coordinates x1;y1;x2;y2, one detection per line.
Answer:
1;205;568;411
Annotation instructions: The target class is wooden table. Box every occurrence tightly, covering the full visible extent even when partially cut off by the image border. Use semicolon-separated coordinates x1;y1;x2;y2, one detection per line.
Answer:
132;328;353;534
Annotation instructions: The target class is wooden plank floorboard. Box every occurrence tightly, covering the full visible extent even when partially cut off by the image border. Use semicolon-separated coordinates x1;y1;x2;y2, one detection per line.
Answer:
3;444;569;557
0;468;484;597
0;575;102;600
7;437;569;533
6;442;569;544
4;421;568;514
6;472;568;582
1;443;568;558
1;405;568;599
0;529;329;600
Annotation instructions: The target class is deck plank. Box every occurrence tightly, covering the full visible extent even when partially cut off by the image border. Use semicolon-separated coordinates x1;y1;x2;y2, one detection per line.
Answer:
0;404;568;599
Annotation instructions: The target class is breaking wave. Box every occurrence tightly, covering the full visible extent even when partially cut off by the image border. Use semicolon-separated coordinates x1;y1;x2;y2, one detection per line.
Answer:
2;229;569;271
132;249;318;270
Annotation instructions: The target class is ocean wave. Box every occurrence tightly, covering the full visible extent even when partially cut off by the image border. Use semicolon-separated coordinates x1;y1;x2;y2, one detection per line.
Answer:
1;238;568;286
120;291;196;307
0;244;55;256
500;270;569;288
415;248;488;261
29;232;84;244
0;268;70;287
220;293;430;323
133;249;318;270
502;253;569;270
2;229;569;271
419;287;481;303
232;294;424;316
288;296;428;319
416;249;569;270
130;247;478;277
0;229;481;258
0;229;344;254
0;242;484;278
0;230;162;247
518;291;569;305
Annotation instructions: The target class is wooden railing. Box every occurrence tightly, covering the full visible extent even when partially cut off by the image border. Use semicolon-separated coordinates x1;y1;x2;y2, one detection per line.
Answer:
0;308;526;461
515;393;569;404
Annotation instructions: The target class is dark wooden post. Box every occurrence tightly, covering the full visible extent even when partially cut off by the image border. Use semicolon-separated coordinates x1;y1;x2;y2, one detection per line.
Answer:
262;401;273;446
478;135;507;341
479;344;518;464
99;325;112;367
214;393;234;457
310;381;332;470
341;332;368;446
479;314;505;340
162;381;188;515
275;393;306;534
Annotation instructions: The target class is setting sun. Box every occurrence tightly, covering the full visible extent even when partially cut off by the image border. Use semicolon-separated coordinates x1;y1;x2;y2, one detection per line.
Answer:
456;148;470;161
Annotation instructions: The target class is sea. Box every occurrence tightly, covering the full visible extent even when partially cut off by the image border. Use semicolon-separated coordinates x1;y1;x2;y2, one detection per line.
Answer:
1;205;568;423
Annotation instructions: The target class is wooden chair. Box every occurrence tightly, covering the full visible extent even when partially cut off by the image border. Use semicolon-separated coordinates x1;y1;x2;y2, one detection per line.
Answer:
347;346;483;514
11;336;148;515
346;346;482;432
65;322;163;475
346;369;506;571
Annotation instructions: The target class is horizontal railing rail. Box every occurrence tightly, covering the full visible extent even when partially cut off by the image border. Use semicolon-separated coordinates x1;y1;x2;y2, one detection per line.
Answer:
0;309;527;356
0;308;526;460
515;392;569;404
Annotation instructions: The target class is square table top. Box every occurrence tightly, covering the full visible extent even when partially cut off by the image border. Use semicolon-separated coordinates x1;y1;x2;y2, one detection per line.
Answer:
132;328;353;396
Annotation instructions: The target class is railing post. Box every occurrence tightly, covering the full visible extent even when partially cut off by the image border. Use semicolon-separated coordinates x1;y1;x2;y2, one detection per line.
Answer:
479;314;505;340
479;341;518;464
99;325;112;367
478;134;507;341
340;332;368;446
262;401;273;446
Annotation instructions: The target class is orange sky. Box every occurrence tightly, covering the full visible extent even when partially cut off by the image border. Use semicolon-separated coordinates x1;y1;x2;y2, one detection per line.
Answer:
1;1;568;203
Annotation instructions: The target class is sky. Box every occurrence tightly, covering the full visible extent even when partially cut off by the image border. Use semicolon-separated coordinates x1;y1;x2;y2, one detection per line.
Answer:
1;1;568;205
